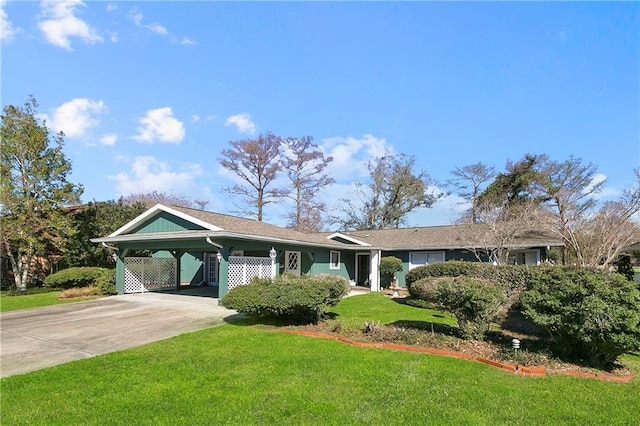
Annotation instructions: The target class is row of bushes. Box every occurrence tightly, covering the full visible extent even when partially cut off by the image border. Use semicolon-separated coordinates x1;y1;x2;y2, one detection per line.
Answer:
221;274;350;323
44;267;116;295
406;261;640;366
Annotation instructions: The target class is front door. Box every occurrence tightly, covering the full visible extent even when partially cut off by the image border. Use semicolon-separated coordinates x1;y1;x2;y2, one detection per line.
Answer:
356;254;370;287
284;251;301;276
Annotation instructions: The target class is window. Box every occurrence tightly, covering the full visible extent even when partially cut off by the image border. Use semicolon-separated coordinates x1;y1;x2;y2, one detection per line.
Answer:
410;251;444;269
330;251;340;270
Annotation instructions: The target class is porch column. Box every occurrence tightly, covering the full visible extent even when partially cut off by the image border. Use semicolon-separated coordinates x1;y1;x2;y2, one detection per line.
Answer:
370;249;381;292
217;247;231;300
170;250;184;290
115;248;129;295
269;247;277;279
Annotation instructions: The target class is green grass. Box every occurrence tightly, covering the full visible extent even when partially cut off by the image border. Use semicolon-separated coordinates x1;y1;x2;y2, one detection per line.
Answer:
2;293;639;424
0;290;93;312
329;292;456;328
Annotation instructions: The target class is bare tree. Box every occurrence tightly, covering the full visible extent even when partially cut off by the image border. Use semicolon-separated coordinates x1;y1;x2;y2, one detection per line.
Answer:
455;201;542;265
338;152;441;230
534;156;604;264
218;132;286;221
448;162;496;223
121;190;208;210
569;170;640;268
282;136;334;232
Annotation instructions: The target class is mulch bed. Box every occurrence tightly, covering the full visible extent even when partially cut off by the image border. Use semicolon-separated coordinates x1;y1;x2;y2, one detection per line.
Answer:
271;307;635;382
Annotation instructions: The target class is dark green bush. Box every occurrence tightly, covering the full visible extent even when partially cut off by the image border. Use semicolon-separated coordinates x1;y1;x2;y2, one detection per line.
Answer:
406;261;543;304
412;276;506;339
221;274;350;323
521;267;640;366
44;267;107;289
95;269;116;295
405;261;482;287
380;256;403;287
437;277;506;339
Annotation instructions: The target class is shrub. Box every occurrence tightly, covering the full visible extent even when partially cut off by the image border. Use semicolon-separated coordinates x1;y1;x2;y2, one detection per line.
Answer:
44;267;107;289
521;267;640;366
221;274;350;324
95;269;116;295
380;256;403;287
436;277;506;339
412;276;506;339
406;261;543;308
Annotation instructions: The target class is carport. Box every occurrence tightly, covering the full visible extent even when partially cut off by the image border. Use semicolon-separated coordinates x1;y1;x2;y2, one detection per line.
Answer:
90;204;353;298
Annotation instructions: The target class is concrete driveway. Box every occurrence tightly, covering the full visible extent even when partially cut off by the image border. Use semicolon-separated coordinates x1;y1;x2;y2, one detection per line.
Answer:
1;292;241;378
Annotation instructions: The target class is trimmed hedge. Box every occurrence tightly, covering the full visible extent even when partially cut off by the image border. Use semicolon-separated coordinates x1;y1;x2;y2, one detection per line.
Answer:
45;267;114;294
521;267;640;366
221;274;350;324
406;261;543;302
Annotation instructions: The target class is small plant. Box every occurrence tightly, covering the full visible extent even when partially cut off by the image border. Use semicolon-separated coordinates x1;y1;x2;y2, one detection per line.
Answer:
380;256;403;288
363;320;380;333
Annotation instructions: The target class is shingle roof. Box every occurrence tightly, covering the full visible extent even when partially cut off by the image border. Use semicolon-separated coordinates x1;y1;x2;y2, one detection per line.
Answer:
95;204;564;251
333;224;564;250
167;205;345;247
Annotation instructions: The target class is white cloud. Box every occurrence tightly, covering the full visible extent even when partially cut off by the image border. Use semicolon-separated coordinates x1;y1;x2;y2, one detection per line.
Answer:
180;36;196;45
191;114;200;123
133;107;185;144
128;9;168;35
48;98;106;138
100;133;117;146
0;0;18;42
109;156;203;196
320;134;393;181
38;0;103;51
225;113;256;134
106;3;117;12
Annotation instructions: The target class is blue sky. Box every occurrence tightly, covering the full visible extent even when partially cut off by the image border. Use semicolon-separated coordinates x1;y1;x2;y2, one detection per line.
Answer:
1;1;638;227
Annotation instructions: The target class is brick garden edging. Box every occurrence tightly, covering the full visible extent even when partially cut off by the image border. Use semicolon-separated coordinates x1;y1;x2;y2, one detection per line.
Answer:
278;329;633;383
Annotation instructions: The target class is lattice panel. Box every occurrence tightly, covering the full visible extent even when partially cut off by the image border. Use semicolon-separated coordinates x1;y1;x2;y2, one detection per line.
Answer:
228;256;273;290
123;257;177;293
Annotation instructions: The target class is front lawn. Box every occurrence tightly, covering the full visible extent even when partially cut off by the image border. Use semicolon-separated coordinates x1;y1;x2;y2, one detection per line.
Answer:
0;290;93;312
1;293;638;424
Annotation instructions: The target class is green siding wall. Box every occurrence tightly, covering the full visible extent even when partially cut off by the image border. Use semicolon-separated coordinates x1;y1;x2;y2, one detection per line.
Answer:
131;211;207;234
152;250;204;285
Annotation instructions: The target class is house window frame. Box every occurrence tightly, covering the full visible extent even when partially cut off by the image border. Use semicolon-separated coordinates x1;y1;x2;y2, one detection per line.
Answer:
409;251;445;269
330;251;341;270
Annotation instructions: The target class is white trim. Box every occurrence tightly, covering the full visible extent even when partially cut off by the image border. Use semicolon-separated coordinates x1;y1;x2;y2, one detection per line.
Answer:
329;251;340;270
108;204;223;237
326;232;371;246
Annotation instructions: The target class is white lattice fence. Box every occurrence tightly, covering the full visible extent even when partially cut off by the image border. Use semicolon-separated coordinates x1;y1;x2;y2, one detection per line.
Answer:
228;256;273;290
124;257;177;293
